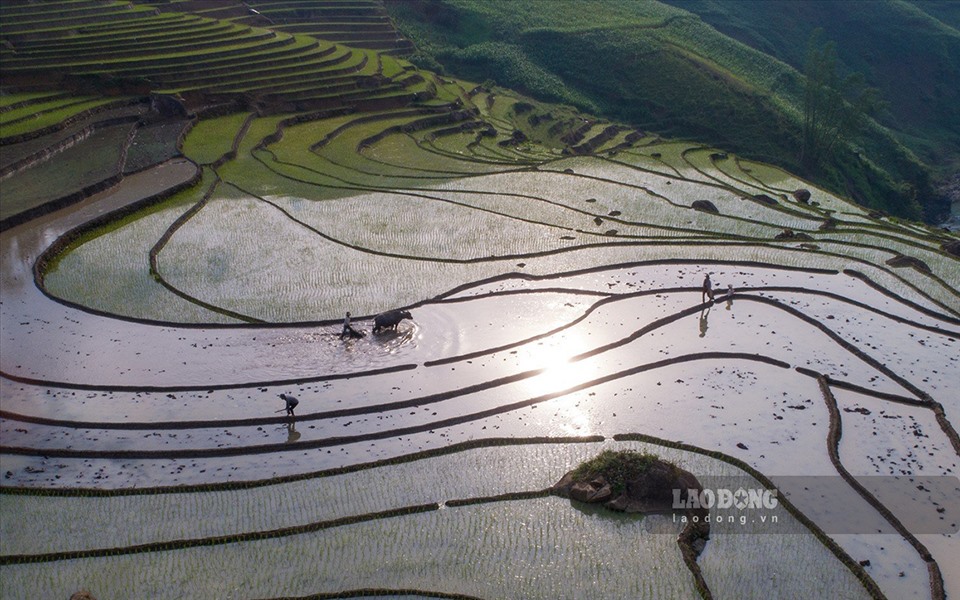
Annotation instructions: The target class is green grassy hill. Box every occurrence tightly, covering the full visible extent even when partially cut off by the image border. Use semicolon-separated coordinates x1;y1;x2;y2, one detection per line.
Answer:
384;0;957;223
2;0;955;224
660;0;960;169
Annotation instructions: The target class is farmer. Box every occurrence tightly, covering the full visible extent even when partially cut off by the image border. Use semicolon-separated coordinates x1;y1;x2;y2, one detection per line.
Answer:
340;311;361;340
279;393;299;417
702;273;715;303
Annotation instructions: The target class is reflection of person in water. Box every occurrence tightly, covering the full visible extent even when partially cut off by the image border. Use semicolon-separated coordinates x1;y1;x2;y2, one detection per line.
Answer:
699;307;710;338
285;421;301;443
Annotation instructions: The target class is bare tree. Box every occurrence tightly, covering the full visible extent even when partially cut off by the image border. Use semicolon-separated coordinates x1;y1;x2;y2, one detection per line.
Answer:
800;29;881;174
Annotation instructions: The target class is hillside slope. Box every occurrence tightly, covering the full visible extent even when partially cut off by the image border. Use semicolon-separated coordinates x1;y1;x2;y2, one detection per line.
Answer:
661;0;960;170
385;0;953;223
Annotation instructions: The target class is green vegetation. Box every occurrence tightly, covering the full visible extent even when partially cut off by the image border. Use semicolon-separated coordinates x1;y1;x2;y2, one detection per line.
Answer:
384;0;956;222
0;123;130;220
571;449;666;493
661;0;960;167
179;112;250;165
0;97;120;138
800;29;882;175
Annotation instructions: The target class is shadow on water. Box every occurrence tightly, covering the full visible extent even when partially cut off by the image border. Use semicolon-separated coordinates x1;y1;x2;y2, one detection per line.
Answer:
568;498;647;524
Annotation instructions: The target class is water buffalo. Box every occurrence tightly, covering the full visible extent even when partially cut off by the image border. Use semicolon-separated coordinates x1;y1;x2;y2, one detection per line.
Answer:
373;309;412;333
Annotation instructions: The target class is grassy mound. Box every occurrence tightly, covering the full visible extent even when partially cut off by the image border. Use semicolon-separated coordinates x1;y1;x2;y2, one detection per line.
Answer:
569;449;667;494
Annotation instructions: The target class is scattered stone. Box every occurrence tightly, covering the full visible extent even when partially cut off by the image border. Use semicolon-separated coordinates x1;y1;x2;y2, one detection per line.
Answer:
604;229;618;236
793;189;811;203
775;229;813;241
736;442;749;450
859;559;871;568
570;477;613;503
691;200;719;214
594;216;604;226
608;210;621;216
710;152;728;161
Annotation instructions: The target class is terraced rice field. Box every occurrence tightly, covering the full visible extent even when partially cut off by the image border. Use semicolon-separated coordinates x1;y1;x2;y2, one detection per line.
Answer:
1;2;959;600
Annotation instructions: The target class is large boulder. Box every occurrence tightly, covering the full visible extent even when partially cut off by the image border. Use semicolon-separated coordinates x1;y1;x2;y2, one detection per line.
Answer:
553;450;712;567
691;200;719;214
551;450;702;514
569;477;613;503
552;451;711;564
793;189;812;204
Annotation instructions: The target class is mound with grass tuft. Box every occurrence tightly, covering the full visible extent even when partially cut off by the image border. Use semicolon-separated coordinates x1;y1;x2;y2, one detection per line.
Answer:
553;449;702;513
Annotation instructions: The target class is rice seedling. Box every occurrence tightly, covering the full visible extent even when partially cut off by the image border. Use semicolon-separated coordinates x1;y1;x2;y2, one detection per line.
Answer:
181;112;253;166
0;441;870;598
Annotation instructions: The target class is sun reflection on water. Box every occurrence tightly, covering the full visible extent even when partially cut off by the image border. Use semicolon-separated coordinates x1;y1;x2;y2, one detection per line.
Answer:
522;331;598;436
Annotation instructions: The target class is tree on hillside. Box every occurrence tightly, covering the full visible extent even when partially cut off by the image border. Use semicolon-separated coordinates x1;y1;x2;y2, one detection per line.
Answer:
800;29;881;174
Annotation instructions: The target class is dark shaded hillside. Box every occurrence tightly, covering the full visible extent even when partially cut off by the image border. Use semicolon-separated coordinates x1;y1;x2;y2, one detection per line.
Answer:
661;0;960;170
908;1;960;32
385;0;952;223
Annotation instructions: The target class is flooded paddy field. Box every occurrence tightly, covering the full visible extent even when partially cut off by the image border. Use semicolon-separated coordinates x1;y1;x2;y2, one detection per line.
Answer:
2;84;958;600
